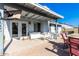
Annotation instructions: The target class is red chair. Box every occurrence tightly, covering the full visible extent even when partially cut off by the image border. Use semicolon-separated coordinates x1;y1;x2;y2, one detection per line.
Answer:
61;33;69;46
69;37;79;56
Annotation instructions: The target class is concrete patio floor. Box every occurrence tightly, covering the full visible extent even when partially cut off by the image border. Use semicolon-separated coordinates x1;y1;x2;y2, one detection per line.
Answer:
4;38;69;56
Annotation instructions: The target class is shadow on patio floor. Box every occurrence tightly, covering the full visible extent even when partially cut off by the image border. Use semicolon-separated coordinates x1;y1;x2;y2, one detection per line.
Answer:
4;39;13;54
45;41;70;56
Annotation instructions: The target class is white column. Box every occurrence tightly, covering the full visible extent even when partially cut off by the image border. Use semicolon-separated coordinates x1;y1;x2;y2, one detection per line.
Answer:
18;21;21;38
0;4;4;55
48;21;51;33
55;19;58;40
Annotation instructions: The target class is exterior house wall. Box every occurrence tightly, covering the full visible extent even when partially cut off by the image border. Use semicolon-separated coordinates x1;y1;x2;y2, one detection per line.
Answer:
42;21;49;32
4;19;49;40
4;20;12;41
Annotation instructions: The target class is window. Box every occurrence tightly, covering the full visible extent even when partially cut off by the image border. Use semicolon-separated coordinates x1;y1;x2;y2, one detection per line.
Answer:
34;23;41;32
12;22;18;37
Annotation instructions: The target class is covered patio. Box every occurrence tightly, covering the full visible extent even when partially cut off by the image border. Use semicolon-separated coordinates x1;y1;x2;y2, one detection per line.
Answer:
0;3;64;55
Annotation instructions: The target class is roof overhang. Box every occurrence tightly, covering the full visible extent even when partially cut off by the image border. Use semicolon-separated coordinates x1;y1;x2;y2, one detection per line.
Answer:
4;3;64;20
31;3;64;19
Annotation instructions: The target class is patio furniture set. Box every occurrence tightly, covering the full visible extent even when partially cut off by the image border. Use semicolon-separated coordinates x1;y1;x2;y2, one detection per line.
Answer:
61;33;79;56
22;31;79;56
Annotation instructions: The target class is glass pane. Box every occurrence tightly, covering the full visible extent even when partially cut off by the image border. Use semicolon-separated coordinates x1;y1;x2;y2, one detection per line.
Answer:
22;23;26;36
12;22;18;37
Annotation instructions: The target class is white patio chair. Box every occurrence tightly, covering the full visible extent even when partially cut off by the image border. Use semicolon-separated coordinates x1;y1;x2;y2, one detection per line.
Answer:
42;32;53;40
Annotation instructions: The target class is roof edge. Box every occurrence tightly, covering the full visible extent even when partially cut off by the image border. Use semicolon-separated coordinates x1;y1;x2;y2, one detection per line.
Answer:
31;3;64;19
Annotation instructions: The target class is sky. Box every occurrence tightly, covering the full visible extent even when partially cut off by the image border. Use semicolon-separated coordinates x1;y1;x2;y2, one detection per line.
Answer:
40;3;79;27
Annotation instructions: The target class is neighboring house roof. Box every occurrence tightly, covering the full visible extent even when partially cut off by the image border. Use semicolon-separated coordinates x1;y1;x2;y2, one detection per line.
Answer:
50;21;76;29
59;22;77;28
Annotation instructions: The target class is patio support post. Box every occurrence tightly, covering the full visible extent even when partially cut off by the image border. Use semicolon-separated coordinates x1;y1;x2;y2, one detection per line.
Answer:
55;19;58;40
48;21;51;33
0;4;4;55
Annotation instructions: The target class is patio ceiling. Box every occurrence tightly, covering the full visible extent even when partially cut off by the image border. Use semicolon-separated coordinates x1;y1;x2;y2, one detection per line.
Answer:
4;3;64;21
21;11;50;21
